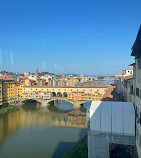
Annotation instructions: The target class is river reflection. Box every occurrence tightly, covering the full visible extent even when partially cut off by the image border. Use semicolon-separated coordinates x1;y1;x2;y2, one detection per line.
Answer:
0;101;88;158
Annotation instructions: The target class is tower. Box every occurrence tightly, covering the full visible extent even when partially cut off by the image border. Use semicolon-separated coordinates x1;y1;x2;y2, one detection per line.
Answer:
36;67;38;75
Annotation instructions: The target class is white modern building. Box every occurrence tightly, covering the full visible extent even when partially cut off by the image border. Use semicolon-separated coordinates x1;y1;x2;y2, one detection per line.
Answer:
88;101;135;158
122;69;133;76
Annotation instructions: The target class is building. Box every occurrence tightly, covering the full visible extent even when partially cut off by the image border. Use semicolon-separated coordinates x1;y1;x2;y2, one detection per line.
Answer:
38;91;51;100
22;88;51;100
15;84;23;102
102;86;116;101
122;69;133;76
114;74;133;101
88;101;135;158
24;72;30;77
116;25;141;157
0;79;2;106
67;91;104;101
122;76;134;102
68;92;84;100
0;77;23;104
35;68;39;76
24;79;37;86
2;78;16;104
131;25;141;158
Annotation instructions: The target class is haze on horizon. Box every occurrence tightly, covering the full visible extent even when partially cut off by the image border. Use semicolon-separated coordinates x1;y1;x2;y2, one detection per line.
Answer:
0;0;141;76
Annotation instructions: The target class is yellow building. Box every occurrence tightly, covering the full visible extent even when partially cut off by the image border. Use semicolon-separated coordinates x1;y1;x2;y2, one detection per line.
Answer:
68;91;103;101
68;78;75;86
38;91;51;100
2;78;16;104
24;79;37;86
91;92;103;101
0;79;2;106
24;79;31;86
2;78;23;104
68;92;84;100
15;84;23;101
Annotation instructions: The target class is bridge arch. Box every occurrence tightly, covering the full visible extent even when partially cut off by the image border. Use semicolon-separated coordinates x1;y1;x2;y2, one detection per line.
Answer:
47;98;74;109
51;92;56;97
57;92;63;97
63;92;68;98
21;98;42;103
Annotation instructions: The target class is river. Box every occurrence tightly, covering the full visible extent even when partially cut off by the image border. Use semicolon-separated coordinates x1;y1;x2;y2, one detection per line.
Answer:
0;101;90;158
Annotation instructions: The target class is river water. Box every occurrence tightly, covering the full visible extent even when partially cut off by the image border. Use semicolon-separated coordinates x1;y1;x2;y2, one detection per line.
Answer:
0;101;90;158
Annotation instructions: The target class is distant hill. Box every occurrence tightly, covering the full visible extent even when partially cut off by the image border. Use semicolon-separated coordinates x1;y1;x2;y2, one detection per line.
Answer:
38;72;60;77
0;70;23;76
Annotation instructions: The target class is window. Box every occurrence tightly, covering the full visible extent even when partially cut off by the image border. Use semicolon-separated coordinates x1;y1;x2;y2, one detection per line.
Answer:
136;88;139;97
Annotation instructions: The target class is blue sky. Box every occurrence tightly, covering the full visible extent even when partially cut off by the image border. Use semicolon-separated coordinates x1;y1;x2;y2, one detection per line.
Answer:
0;0;141;75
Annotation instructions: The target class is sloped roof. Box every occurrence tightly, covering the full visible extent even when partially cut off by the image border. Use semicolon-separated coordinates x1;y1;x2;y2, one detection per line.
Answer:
102;86;115;101
120;75;133;80
131;25;141;57
90;101;135;136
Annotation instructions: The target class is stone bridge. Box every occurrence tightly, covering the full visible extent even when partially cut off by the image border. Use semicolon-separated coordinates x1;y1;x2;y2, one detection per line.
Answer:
21;86;108;109
20;96;92;109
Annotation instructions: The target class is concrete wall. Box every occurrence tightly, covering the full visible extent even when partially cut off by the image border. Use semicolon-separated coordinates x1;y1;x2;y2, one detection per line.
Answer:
88;131;136;158
134;58;141;158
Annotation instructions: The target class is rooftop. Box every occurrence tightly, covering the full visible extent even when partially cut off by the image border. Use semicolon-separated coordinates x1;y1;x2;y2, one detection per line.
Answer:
102;86;116;101
90;101;135;136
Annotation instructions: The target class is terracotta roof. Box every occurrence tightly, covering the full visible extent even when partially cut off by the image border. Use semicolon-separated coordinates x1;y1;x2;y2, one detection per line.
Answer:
102;86;116;101
19;78;27;80
0;77;15;81
120;75;133;80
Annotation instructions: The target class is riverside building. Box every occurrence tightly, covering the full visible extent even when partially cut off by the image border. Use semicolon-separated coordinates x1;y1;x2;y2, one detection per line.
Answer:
0;79;2;106
131;25;141;158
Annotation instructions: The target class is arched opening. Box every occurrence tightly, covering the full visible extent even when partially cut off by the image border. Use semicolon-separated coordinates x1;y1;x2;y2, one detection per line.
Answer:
63;92;68;98
21;99;41;109
51;92;56;97
48;100;74;111
57;92;62;97
22;99;41;103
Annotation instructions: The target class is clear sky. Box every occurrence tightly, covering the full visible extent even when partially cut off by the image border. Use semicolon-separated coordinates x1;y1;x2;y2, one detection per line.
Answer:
0;0;141;76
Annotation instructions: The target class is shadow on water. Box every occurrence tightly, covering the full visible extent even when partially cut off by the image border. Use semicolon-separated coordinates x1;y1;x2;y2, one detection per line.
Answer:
52;129;87;158
21;100;41;111
49;100;74;111
0;100;88;158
